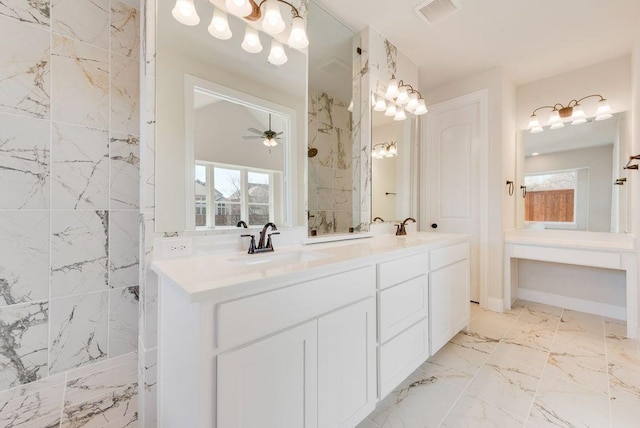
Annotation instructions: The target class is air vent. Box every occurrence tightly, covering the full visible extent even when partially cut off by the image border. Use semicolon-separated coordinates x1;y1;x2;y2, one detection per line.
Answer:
318;58;349;74
414;0;461;24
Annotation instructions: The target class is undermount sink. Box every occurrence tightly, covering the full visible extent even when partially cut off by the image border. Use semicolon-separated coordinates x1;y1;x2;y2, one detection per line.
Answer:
227;250;330;267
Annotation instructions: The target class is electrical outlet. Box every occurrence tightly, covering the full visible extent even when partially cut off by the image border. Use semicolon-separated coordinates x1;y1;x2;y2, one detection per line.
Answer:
161;238;192;258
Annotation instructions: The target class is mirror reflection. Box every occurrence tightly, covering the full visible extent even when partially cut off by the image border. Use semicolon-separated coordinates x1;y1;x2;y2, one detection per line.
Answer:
306;1;359;236
155;0;306;232
517;112;630;232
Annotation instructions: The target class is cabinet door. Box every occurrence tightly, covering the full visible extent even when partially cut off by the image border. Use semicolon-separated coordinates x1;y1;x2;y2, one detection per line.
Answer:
217;321;318;428
318;299;376;428
429;259;470;354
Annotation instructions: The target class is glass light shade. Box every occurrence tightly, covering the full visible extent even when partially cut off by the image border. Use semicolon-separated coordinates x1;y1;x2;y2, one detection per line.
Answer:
595;99;613;121
530;126;544;133
373;95;387;111
241;25;263;53
396;87;409;105
172;0;200;26
406;93;419;111
287;16;309;49
414;99;428;115
268;40;288;65
386;79;399;99
347;99;354;112
527;115;541;130
550;121;565;130
384;103;396;117
225;0;252;17
394;107;407;121
388;144;397;156
262;0;285;34
571;105;587;125
377;147;386;158
385;148;394;157
548;110;564;129
208;8;232;40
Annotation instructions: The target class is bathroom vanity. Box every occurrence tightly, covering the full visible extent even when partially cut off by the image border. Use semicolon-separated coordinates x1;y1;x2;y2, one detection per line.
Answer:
152;232;470;428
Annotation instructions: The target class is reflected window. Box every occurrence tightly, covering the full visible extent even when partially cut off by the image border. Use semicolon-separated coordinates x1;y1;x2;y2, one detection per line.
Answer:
524;171;577;223
195;162;274;227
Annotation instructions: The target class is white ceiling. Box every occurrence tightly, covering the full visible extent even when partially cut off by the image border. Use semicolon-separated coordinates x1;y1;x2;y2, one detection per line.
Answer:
314;0;640;90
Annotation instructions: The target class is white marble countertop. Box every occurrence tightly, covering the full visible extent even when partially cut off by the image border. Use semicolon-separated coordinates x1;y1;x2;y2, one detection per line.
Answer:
151;232;469;302
504;229;636;252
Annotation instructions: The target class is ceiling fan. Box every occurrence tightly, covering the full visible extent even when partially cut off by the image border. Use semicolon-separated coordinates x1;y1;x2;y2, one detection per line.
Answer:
243;113;283;147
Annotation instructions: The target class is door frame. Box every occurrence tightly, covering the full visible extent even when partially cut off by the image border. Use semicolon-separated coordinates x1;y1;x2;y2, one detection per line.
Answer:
420;89;489;309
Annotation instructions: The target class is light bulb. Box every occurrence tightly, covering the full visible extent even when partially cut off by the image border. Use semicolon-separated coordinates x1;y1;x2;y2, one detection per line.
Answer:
262;0;285;34
287;16;309;49
595;99;612;121
414;99;428;115
241;25;263;53
208;8;232;40
172;0;200;26
406;93;419;111
384;103;396;117
374;95;387;112
224;0;252;17
268;39;287;65
394;107;406;121
571;105;586;125
396;86;409;105
385;79;399;99
548;110;564;130
388;144;397;156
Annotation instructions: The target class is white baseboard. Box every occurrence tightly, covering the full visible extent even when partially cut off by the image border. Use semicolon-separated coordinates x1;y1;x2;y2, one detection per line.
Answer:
486;298;504;313
516;288;627;321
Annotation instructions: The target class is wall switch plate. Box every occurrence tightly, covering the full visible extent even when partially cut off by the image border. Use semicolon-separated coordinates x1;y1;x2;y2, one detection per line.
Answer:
161;238;193;258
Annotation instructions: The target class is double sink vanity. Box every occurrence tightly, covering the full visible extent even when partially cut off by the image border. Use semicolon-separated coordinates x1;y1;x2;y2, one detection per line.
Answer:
152;231;470;427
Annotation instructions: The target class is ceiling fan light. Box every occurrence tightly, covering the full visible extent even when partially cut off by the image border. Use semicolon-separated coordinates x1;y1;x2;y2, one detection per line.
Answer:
241;25;263;53
384;103;396;117
172;0;200;26
288;16;309;49
571;105;586;125
268;39;288;65
396;87;409;105
224;0;252;17
406;93;419;111
414;99;428;115
208;8;232;40
386;79;399;99
373;95;387;111
263;137;272;147
595;99;613;121
394;107;407;121
262;0;285;34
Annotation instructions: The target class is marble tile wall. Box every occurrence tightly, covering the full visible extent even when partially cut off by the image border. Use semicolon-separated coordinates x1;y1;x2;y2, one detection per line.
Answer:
0;0;140;425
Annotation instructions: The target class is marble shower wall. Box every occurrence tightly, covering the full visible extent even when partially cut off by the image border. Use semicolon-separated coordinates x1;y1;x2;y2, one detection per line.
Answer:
0;0;140;425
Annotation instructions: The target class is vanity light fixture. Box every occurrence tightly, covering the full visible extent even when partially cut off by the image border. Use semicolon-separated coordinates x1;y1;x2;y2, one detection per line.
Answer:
384;76;429;116
373;95;387;112
268;39;287;65
384;103;397;117
394;107;407;121
527;94;612;133
171;0;309;65
372;141;398;159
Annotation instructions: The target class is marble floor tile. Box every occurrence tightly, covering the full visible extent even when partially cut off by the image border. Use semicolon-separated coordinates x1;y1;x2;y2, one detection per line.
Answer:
551;329;605;357
465;354;541;419
492;341;550;372
450;330;500;355
469;302;486;320
502;320;556;351
441;393;524;428
606;331;640;366
421;341;490;390
468;311;516;341
544;345;608;393
527;374;610;428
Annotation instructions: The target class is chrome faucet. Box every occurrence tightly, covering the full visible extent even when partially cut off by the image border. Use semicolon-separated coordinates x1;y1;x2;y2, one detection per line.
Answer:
395;217;416;236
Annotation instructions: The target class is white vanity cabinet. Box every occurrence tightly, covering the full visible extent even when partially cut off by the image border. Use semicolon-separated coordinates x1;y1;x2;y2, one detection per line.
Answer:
429;243;471;354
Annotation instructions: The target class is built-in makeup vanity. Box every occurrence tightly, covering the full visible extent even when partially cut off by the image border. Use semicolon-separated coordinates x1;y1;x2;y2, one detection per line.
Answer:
504;229;638;338
152;232;470;427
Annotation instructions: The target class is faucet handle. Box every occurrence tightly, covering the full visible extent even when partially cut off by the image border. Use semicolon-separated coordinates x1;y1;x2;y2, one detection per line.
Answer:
241;234;256;254
266;232;280;250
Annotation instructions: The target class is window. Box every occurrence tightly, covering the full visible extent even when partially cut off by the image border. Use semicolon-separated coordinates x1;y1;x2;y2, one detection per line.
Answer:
195;162;274;228
524;170;577;224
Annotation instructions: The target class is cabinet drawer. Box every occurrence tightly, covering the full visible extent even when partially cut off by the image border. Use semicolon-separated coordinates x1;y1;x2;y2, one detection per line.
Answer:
216;266;375;351
430;243;469;271
379;274;428;343
379;319;429;398
378;252;429;290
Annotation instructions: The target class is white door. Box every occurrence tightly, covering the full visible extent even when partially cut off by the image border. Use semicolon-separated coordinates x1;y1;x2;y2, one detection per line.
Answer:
318;298;376;428
424;97;483;303
217;321;318;428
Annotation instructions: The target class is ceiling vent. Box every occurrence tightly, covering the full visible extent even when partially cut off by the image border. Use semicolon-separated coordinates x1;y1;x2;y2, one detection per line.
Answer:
414;0;462;24
318;58;349;74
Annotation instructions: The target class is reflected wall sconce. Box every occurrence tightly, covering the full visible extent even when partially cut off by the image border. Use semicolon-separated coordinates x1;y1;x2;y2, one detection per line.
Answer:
172;0;309;66
372;141;398;159
527;94;612;133
384;77;428;117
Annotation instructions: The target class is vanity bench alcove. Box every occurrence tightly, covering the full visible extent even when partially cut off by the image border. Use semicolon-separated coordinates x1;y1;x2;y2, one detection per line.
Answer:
152;232;470;427
504;229;638;338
